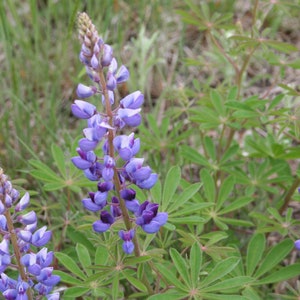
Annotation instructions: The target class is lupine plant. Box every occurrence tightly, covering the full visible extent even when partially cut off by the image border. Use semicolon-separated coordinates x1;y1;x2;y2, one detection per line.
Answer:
2;1;300;299
0;168;60;299
71;13;167;257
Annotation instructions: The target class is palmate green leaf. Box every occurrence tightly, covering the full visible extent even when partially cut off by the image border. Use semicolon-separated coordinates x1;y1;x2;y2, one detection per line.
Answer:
204;136;216;161
217;217;253;227
122;270;148;292
123;255;152;266
43;182;67;191
201;276;254;292
51;143;66;178
161;166;181;211
54;270;83;285
203;294;248;300
148;290;188;300
168;182;202;213
55;252;87;280
201;169;216;202
112;272;119;300
262;40;298;53
181;145;210;167
255;263;300;285
218;196;253;215
210;89;225;116
190;243;202;287
220;144;239;164
253;239;294;279
168;215;206;224
157;263;189;292
170;248;191;286
242;286;261;300
67;226;95;253
216;175;235;210
76;243;92;276
171;203;212;217
29;160;61;182
201;257;240;287
63;287;89;298
246;233;266;276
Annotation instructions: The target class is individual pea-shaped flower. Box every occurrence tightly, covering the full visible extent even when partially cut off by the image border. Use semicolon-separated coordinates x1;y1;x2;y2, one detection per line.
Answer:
119;229;135;254
136;201;168;234
102;155;115;181
125;158;158;189
0;240;11;273
0;274;17;294
295;239;300;250
31;226;52;247
21;253;41;276
113;133;140;161
93;210;114;233
110;196;122;218
36;267;60;287
17;211;37;225
106;58;129;90
71;100;96;119
0;215;7;231
71;148;97;170
76;83;97;98
120;188;140;213
14;192;30;213
3;279;29;300
117;107;142;128
87;184;111;209
120;91;144;109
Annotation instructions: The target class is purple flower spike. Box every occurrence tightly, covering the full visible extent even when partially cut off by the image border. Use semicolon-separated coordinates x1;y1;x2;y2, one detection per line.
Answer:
76;83;97;98
32;226;52;247
71;100;96;119
93;211;114;233
119;229;135;254
295;239;300;250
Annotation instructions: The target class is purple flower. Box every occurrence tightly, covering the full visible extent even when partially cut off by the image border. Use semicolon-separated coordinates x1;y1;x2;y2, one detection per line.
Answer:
136;201;168;234
76;84;97;98
0;239;11;273
71;148;97;170
82;191;108;212
31;226;52;247
15;192;30;212
119;229;135;254
93;211;114;233
17;211;37;225
111;196;122;218
71;100;96;119
120;91;144;109
113;133;140;161
124;158;158;189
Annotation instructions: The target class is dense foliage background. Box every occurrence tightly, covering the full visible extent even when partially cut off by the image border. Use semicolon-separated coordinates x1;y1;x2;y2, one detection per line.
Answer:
1;0;300;299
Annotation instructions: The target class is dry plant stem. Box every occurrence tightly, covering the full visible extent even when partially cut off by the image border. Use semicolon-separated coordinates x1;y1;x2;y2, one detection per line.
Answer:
4;209;33;300
279;177;300;215
98;67;153;294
